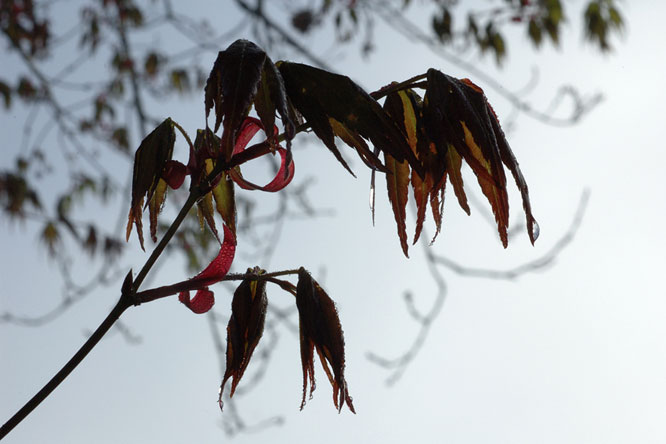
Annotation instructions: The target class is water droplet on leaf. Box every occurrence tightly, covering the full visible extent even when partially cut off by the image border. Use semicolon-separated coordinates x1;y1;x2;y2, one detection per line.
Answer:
531;219;540;241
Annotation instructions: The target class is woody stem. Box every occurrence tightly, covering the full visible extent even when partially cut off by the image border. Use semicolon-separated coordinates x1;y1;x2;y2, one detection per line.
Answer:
0;294;133;439
132;190;201;293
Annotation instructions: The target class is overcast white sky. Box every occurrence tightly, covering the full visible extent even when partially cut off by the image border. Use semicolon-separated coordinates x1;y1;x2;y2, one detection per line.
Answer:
2;1;666;443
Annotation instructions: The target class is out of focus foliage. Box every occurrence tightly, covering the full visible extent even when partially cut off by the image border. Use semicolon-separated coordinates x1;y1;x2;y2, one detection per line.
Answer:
0;0;623;264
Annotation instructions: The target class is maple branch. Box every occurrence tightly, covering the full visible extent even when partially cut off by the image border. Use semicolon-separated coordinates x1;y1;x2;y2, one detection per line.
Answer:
2;175;206;437
135;268;301;304
0;293;133;440
132;191;201;292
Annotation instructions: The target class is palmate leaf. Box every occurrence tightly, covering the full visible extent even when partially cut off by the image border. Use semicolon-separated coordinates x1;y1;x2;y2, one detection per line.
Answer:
277;62;421;177
189;129;237;238
377;70;537;254
382;91;414;257
205;39;294;161
422;69;537;247
382;88;447;256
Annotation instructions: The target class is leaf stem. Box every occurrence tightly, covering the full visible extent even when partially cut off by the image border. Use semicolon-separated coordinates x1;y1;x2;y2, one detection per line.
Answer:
1;183;205;438
132;190;201;292
370;73;427;100
171;120;195;153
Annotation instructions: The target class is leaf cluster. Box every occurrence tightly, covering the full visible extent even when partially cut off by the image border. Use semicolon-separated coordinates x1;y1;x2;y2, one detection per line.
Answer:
123;38;539;414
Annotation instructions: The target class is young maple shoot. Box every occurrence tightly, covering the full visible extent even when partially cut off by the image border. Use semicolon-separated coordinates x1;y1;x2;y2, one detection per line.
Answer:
124;38;537;413
0;37;539;439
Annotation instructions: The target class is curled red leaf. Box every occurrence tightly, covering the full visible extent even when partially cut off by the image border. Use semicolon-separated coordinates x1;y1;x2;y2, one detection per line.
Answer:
134;223;237;304
189;223;237;287
162;160;187;189
229;117;295;192
178;288;215;314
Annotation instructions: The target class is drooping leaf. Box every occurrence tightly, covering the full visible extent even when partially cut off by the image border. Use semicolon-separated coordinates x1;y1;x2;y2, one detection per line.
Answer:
411;168;432;245
422;69;533;246
278;61;421;177
220;267;268;401
210;168;236;235
423;71;493;184
254;58;295;152
205;39;267;159
444;145;470;215
428;173;447;244
382;91;414;257
196;184;219;240
488;105;539;244
329;118;388;173
148;178;168;243
296;268;354;413
126;118;176;250
384;153;410;257
461;120;509;246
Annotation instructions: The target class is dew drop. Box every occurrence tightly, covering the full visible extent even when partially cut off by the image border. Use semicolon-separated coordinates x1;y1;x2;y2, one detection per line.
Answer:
369;179;376;226
531;219;540;242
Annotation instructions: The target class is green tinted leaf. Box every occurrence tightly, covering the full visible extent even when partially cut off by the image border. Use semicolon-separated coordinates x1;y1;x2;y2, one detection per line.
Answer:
608;7;623;28
40;221;60;257
197;183;218;239
444;146;469;215
329;118;387;173
384;153;410;257
148;178;168;242
254;58;295;151
528;19;543;47
423;69;538;246
209;164;236;235
382;91;414;257
461;121;509;246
